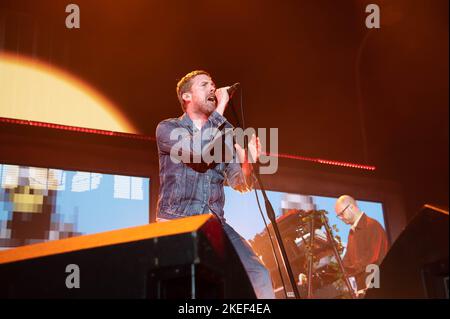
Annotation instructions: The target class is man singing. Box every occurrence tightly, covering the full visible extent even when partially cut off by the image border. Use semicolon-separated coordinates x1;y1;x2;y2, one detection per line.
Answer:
155;70;275;299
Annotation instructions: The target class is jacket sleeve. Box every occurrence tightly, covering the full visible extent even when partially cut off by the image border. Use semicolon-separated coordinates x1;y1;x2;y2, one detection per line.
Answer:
343;221;388;277
156;112;229;163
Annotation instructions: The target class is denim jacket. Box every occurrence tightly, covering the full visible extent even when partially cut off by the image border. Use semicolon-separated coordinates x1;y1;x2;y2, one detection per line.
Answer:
156;111;253;223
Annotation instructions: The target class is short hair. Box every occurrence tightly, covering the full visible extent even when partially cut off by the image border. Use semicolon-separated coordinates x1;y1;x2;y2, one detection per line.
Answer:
176;70;211;111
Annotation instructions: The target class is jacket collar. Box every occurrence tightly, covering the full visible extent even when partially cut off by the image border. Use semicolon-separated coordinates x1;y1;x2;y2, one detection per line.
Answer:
179;112;197;134
351;213;367;232
179;112;193;127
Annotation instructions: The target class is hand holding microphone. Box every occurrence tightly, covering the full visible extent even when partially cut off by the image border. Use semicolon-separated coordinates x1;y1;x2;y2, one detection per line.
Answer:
227;82;240;97
215;82;240;115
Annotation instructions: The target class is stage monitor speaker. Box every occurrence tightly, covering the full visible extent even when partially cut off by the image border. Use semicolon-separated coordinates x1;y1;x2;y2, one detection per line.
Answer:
0;214;255;299
365;205;449;299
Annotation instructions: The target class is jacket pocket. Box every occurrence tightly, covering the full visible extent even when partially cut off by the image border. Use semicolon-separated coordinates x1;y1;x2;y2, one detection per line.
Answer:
166;173;181;209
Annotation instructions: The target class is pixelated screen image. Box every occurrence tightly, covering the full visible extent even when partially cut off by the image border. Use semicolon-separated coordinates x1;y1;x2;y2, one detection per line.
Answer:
224;187;386;251
224;188;386;297
0;164;150;250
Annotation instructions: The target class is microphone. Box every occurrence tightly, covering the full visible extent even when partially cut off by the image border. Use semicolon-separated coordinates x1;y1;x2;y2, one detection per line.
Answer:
227;82;240;97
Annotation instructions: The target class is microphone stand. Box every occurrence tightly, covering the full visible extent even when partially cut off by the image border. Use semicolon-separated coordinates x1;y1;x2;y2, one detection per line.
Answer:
250;162;301;299
228;99;301;299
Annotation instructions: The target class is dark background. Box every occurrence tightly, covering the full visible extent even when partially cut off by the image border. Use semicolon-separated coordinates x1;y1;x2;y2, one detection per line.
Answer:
0;0;448;221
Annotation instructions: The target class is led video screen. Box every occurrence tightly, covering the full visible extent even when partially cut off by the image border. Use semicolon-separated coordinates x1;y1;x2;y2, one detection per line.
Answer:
0;164;150;249
224;187;387;297
224;187;385;243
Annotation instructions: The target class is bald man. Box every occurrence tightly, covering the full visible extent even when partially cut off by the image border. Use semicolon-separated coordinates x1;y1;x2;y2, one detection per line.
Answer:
335;195;388;293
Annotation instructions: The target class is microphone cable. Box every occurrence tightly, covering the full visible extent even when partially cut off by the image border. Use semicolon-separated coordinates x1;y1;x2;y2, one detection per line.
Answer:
231;85;290;299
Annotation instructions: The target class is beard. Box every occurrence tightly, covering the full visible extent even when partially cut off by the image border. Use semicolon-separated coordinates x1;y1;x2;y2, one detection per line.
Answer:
200;101;216;115
189;92;217;116
195;97;216;115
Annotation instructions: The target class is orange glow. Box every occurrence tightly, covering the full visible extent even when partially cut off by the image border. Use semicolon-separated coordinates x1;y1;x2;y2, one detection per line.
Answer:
0;214;213;264
0;53;137;134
